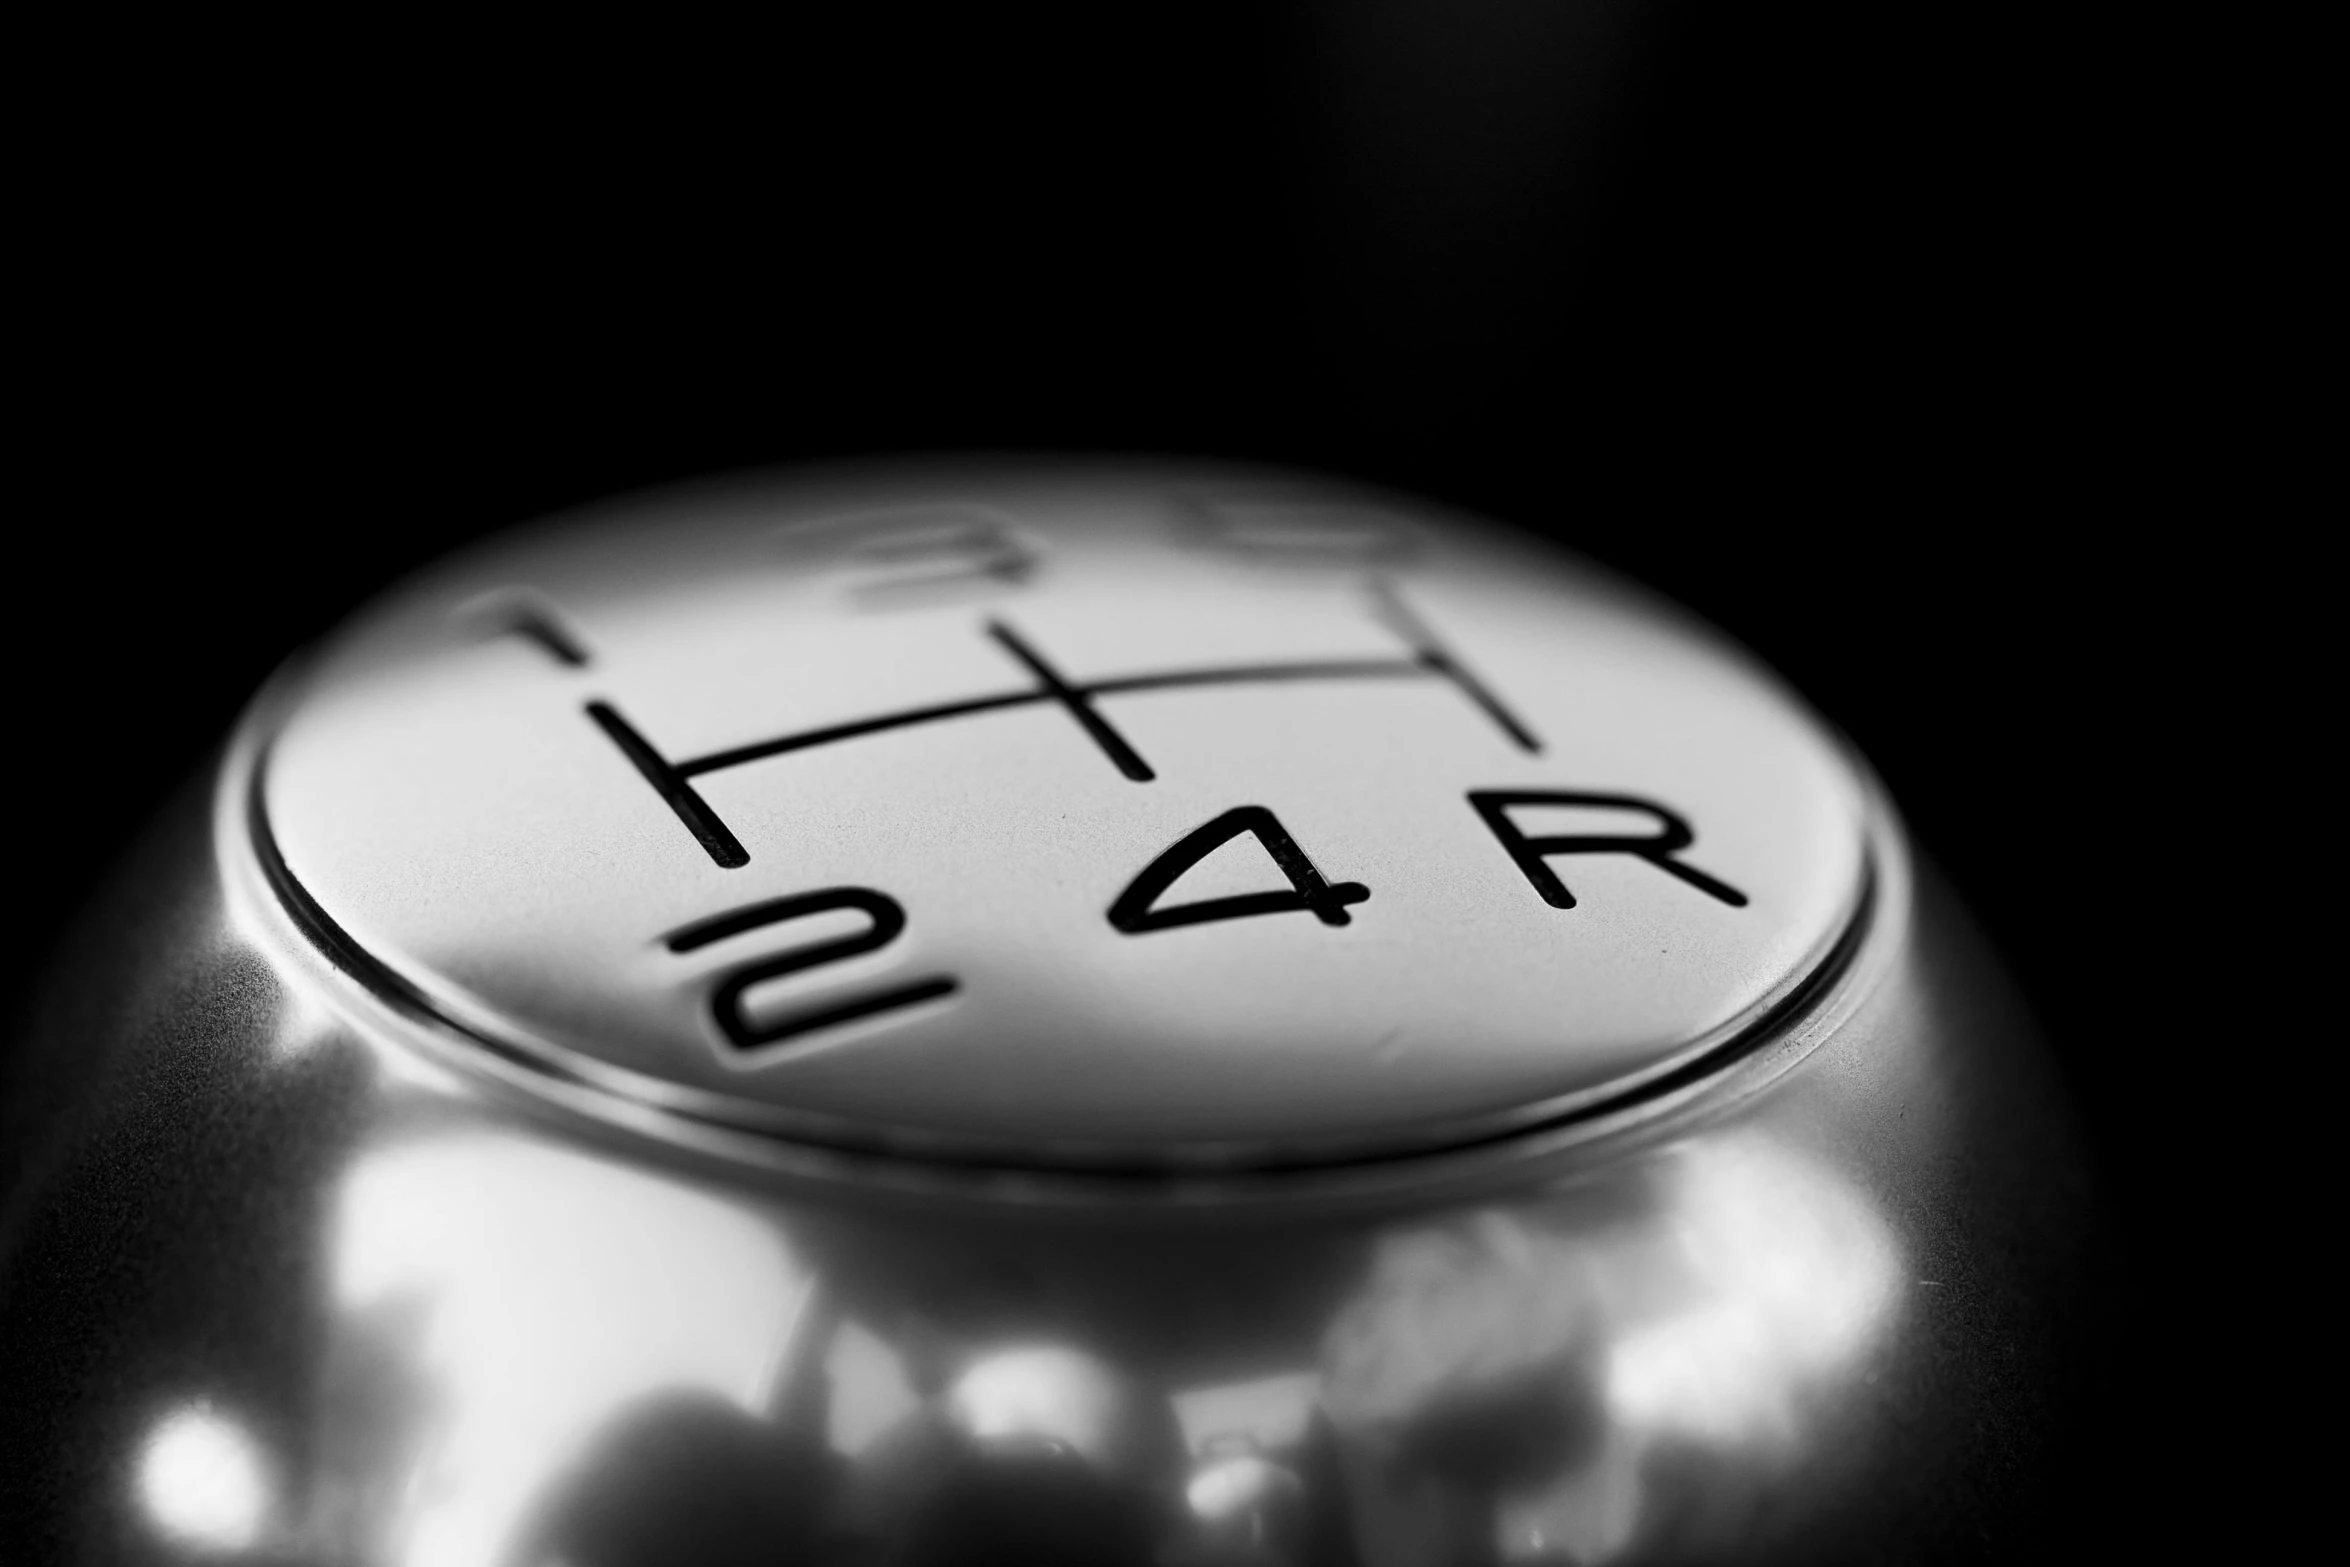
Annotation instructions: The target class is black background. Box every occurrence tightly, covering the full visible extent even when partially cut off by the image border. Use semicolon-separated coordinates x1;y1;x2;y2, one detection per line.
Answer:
16;4;2210;1555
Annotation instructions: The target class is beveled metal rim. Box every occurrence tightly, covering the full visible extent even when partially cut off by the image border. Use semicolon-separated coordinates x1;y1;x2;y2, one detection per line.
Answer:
218;638;1910;1214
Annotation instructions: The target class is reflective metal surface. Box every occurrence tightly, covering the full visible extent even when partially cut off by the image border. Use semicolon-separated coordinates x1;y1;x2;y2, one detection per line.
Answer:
259;475;1866;1167
0;462;2095;1564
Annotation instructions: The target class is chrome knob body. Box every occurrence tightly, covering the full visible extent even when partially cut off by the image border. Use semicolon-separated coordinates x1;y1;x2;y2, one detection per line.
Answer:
0;462;2093;1564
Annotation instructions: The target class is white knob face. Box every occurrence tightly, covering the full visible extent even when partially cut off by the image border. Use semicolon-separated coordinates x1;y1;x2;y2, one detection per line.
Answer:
258;468;1870;1168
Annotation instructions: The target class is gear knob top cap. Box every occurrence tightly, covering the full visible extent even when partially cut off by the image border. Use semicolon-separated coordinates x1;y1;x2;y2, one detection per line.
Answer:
257;469;1870;1172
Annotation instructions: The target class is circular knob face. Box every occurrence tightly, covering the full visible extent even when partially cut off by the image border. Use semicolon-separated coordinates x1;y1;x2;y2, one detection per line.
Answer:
256;468;1870;1168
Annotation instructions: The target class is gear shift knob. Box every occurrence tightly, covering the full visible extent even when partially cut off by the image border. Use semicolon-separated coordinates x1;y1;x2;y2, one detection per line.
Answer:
1;461;2092;1565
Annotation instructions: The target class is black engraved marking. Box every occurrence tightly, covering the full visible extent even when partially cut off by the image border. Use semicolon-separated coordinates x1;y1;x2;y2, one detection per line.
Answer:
848;515;1039;604
644;593;1525;818
586;701;750;868
678;690;1046;776
665;887;958;1051
458;592;593;667
986;620;1156;781
1182;498;1420;566
714;977;959;1052
1468;790;1747;909
1087;657;1422;696
1372;580;1541;754
675;659;1424;777
1109;806;1370;933
667;887;905;957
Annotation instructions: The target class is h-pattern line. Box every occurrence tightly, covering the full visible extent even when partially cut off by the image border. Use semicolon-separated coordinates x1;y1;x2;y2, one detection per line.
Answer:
587;583;1540;867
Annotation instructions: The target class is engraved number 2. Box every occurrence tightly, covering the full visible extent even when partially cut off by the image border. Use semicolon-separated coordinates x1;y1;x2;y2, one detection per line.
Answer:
664;889;957;1052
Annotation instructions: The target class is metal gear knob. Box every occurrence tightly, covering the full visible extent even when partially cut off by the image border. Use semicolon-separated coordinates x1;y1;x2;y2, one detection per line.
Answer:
0;461;2093;1565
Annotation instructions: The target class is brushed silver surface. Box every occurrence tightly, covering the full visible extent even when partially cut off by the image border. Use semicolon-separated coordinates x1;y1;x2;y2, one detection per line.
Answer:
0;462;2095;1565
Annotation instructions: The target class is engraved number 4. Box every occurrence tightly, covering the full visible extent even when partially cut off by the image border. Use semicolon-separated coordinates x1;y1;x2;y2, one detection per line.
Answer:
1108;807;1369;934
